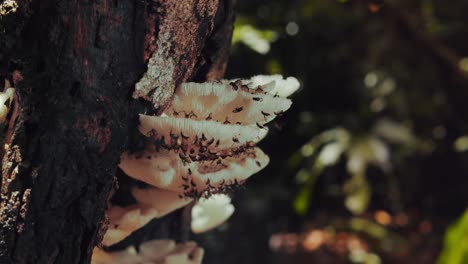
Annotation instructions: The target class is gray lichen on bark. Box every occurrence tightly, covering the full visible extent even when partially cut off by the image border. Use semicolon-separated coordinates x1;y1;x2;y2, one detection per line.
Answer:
134;32;176;107
133;0;219;109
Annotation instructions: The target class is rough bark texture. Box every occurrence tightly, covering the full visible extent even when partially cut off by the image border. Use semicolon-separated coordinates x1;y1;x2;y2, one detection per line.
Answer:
0;0;234;263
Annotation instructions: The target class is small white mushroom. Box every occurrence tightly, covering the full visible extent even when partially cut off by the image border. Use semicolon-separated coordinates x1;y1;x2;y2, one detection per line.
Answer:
119;147;269;198
0;84;14;124
92;240;204;264
191;194;235;234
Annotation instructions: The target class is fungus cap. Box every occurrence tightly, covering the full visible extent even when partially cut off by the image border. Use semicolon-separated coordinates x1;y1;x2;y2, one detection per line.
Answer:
102;205;158;246
139;114;268;149
92;240;203;264
165;76;298;125
119;147;269;198
131;187;193;217
248;74;300;97
191;194;235;233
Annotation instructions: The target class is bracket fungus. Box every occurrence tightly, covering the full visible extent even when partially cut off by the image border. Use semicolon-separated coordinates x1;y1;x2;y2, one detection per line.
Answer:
99;75;299;259
102;187;193;246
119;146;268;198
120;75;298;199
103;205;159;246
93;240;204;264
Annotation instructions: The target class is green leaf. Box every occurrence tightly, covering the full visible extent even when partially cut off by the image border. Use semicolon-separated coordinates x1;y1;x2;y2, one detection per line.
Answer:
344;174;371;215
294;186;311;215
437;209;468;264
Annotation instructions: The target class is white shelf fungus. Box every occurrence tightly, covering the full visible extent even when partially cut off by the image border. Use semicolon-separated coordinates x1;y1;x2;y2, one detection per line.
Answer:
164;75;298;125
138;114;268;151
131;187;193;216
120;147;268;198
191;194;235;234
102;188;192;246
104;75;298;249
92;240;204;264
103;205;159;246
120;75;297;198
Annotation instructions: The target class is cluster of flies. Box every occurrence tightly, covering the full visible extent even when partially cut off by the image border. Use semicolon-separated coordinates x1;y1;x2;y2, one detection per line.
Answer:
179;168;247;199
229;80;285;128
144;129;261;199
143;79;286;199
147;130;257;163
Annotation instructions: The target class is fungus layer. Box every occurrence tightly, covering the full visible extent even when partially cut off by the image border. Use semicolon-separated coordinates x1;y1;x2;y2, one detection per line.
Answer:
131;187;193;215
120;147;268;198
93;240;204;264
139;114;268;152
102;188;192;246
164;75;298;125
103;205;158;246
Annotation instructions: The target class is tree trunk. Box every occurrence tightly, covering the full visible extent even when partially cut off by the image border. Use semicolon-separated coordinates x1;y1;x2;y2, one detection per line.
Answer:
0;0;234;263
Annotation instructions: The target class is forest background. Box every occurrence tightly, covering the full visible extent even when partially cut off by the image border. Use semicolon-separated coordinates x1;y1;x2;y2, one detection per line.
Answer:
197;1;468;263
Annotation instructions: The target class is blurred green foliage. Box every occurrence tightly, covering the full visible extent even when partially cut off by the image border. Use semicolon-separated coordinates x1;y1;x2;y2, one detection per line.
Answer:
290;120;426;216
233;17;278;54
200;1;468;263
437;209;468;264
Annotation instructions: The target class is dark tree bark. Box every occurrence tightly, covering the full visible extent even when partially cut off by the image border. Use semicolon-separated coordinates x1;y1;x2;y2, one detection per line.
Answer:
0;0;234;263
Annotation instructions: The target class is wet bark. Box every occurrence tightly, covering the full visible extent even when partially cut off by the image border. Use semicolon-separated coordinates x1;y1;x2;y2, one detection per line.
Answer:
0;0;234;263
